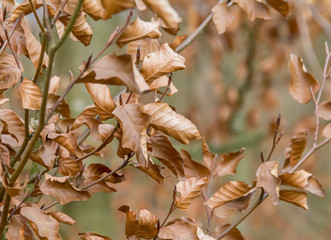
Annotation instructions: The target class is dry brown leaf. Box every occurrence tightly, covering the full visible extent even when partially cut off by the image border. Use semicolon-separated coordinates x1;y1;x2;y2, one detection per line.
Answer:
71;105;99;130
142;0;181;35
205;181;253;209
158;220;199;240
175;177;208;210
256;161;280;205
181;149;210;179
215;148;245;177
135;161;165;184
100;0;135;18
322;123;331;138
83;0;108;20
113;104;151;166
85;83;115;119
149;133;185;179
140;102;201;144
0;52;21;95
233;0;271;21
140;43;185;82
215;223;244;240
265;0;289;17
279;190;308;210
35;140;58;169
280;169;311;188
117;18;161;47
288;54;320;104
48;211;76;225
212;2;234;35
47;132;83;157
318;100;331;120
6;215;33;240
49;76;61;94
127;38;160;62
0;109;25;144
201;138;216;169
18;78;42;110
196;227;217;240
58;157;82;177
79;232;112;240
84;163;125;184
169;35;187;51
40;173;91;205
125;209;158;239
283;130;308;170
47;94;71;118
214;194;253;219
304;176;325;198
149;75;178;96
79;54;150;94
20;206;61;240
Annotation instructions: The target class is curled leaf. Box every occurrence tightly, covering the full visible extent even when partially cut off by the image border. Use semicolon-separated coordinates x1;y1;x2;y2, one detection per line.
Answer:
100;0;135;18
283;130;308;170
125;209;158;239
0;52;21;96
127;38;160;61
48;211;76;225
212;2;234;35
319;100;331;120
265;0;289;17
279;190;308;210
0;109;25;144
181;149;210;179
215;148;245;177
79;232;112;240
233;0;271;21
18;78;42;110
158;220;199;240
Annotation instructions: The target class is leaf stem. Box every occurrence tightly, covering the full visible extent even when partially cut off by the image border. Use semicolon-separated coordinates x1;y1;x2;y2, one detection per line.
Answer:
29;0;46;33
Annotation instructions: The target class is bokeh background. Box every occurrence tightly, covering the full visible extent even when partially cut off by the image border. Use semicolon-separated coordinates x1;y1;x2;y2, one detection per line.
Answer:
15;0;331;239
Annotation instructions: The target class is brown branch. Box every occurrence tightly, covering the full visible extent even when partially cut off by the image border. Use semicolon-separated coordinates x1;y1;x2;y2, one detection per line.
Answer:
0;193;11;235
29;0;46;33
51;0;69;28
0;13;23;55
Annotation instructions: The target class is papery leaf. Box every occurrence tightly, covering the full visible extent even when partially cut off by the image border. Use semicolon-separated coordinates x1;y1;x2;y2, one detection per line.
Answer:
279;190;308;210
58;158;82;177
0;52;21;95
288;54;320;104
304;176;325;198
175;177;208;210
85;83;115;119
265;0;289;17
135;161;165;184
280;169;311;188
214;194;253;219
158;220;199;240
71;105;99;130
196;227;217;240
47;132;83;157
83;0;108;20
215;223;244;240
49;76;61;94
140;102;201;144
79;54;150;94
100;0;135;18
212;2;234;35
169;35;187;51
215;148;245;177
113;104;151;166
283;130;308;170
117;18;161;47
84;163;125;184
79;232;112;240
18;78;42;110
1;175;27;197
322;123;331;138
201;138;216;170
233;0;271;21
127;39;160;62
125;209;158;239
0;109;25;144
47;94;71;118
256;161;280;205
140;43;185;82
20;206;61;240
6;215;33;240
181;149;210;178
35;140;58;169
205;181;253;209
149;133;185;179
149;75;178;96
48;211;76;225
142;0;181;35
318;100;331;120
40;173;91;205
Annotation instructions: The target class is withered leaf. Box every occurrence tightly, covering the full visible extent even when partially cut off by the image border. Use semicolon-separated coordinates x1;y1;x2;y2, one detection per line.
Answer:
140;43;185;82
20;206;61;240
215;223;244;240
84;163;125;184
71;105;99;130
85;83;115;119
135;161;165;184
125;209;158;239
79;231;112;240
117;17;161;47
58;157;82;177
40;173;91;205
18;78;42;110
127;38;160;62
265;0;289;17
283;130;308;170
83;0;108;20
322;123;331;139
47;94;71;118
0;52;21;95
100;0;135;18
318;100;331;120
140;102;201;144
47;132;83;157
149;75;178;96
6;215;33;240
256;161;280;205
175;177;208;210
79;54;150;94
49;211;76;225
280;169;311;188
196;227;217;240
212;2;234;35
158;220;199;240
279;190;308;210
149;133;185;179
201;138;216;170
113;104;151;166
304;176;325;198
142;0;182;35
0;109;25;144
233;0;271;21
205;181;253;209
181;149;210;179
215;148;245;177
169;35;187;51
288;54;320;104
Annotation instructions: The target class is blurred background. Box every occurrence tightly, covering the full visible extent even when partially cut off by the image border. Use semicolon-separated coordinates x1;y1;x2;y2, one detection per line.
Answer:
15;0;331;239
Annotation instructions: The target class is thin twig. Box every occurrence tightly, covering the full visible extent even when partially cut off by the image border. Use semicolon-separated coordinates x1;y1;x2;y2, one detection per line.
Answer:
0;193;11;234
0;13;23;55
29;0;46;33
2;26;21;70
266;114;282;161
32;35;47;83
159;73;172;101
51;0;69;28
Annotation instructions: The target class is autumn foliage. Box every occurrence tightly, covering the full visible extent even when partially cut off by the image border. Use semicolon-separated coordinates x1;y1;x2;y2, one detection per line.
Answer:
0;0;330;239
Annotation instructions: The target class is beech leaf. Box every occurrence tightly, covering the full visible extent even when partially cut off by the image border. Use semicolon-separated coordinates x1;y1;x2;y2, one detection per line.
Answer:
212;2;234;35
40;173;91;205
304;176;325;198
256;161;280;205
265;0;289;17
140;43;185;82
158;220;199;240
0;109;25;144
181;149;210;179
127;38;160;62
175;177;208;210
215;148;245;177
318;100;331;120
215;223;244;240
0;52;21;95
233;0;271;21
205;181;253;209
18;78;42;110
279;190;308;210
49;211;76;225
322;123;331;138
283;130;308;170
288;54;320;104
125;209;158;239
140;102;201;144
214;194;253;219
100;0;135;18
79;232;112;240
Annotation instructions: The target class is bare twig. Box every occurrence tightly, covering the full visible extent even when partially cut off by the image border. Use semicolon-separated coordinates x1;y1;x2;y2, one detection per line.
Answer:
29;0;46;33
0;13;23;55
51;0;69;28
159;73;172;101
266;114;282;161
